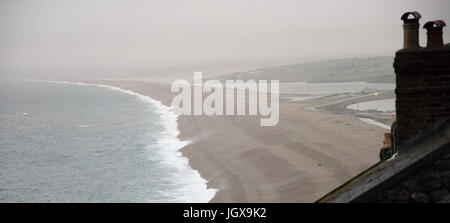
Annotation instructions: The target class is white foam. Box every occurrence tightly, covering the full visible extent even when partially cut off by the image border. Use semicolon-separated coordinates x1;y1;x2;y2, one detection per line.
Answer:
24;79;217;203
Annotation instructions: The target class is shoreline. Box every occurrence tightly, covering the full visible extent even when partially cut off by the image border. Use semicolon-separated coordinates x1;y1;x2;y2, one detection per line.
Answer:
21;78;390;202
20;79;217;203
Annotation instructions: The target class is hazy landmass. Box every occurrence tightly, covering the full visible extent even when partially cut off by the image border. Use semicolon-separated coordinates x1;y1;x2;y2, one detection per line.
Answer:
1;56;394;85
217;56;395;83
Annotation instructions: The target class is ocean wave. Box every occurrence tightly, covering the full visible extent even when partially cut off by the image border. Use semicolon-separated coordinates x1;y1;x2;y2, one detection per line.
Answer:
24;79;217;203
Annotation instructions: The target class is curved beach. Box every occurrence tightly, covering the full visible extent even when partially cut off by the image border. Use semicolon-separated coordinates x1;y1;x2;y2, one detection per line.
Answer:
68;79;386;202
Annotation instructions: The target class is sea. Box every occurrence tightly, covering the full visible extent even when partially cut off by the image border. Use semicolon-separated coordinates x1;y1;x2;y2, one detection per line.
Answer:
0;79;216;202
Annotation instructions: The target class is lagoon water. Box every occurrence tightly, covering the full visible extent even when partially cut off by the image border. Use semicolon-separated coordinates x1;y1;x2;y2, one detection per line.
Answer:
0;80;215;202
279;82;395;95
347;98;395;112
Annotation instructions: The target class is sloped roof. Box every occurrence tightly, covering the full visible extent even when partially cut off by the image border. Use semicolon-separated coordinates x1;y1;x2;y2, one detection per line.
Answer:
317;121;450;203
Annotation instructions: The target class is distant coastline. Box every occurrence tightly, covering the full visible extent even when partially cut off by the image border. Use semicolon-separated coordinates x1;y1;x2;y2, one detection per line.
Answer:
11;56;397;202
44;79;389;202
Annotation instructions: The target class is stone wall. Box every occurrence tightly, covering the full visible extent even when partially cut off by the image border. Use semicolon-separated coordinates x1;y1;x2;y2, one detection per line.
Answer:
374;149;450;203
393;45;450;149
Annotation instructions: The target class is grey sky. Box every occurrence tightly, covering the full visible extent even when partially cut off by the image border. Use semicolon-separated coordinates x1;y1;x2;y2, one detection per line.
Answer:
1;0;449;77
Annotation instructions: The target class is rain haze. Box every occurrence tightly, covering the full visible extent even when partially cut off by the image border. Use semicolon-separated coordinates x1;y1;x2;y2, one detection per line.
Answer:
1;0;450;205
0;0;449;78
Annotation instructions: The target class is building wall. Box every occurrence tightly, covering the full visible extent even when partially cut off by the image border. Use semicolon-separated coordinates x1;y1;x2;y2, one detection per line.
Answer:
394;45;450;149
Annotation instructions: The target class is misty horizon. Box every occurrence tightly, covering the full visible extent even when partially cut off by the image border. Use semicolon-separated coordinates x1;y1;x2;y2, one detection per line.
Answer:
1;1;450;206
1;0;449;78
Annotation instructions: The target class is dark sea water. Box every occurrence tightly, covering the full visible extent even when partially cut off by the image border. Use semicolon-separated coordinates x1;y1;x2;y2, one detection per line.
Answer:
0;80;215;202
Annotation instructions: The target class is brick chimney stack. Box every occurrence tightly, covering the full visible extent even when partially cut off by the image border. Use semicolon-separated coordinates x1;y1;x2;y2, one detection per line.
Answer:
424;20;446;48
393;12;450;153
401;11;422;49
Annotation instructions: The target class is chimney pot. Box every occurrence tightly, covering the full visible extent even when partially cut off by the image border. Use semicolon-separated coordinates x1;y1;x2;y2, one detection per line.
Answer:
401;11;422;49
424;20;446;48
